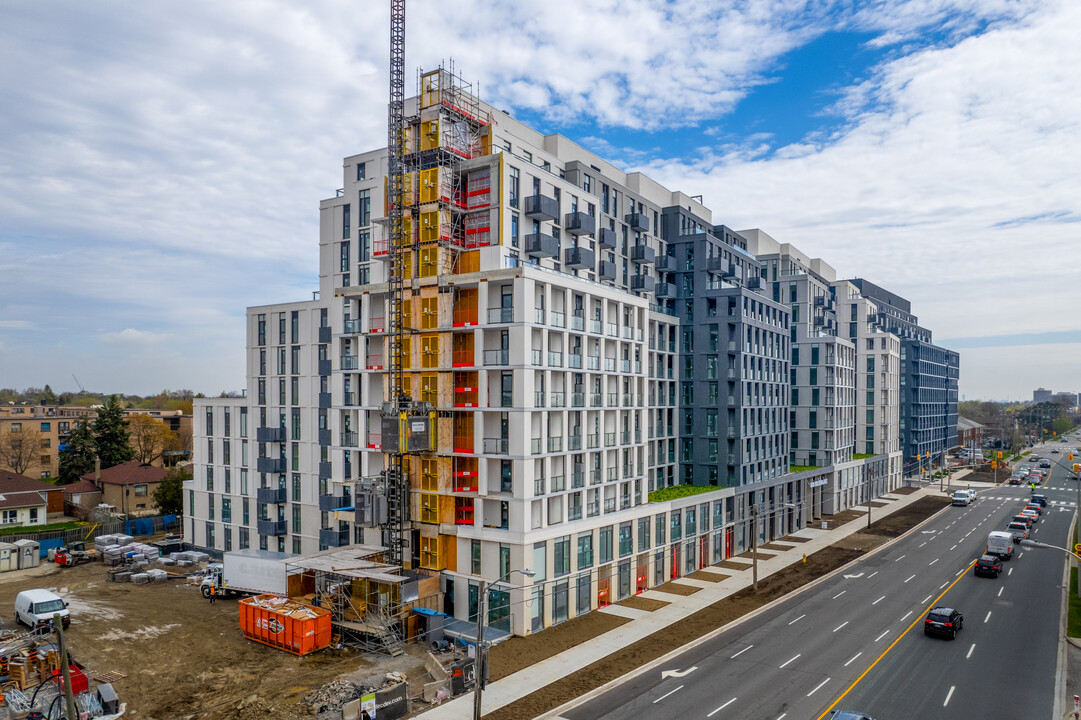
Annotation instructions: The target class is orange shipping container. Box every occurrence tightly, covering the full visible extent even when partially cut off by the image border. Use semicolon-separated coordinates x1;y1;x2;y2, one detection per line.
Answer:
238;594;332;656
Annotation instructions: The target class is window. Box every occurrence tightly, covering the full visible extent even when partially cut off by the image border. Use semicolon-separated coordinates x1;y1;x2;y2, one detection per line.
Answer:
356;162;365;181
472;540;481;575
618;522;632;557
554;535;570;576
577;532;593;569
358;189;371;227
599;526;613;564
533;542;547;581
134;484;148;497
509;167;520;208
638;517;650;552
655;512;666;545
40;422;50;432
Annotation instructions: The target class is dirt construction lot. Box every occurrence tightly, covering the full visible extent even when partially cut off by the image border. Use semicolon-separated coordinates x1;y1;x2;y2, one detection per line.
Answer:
0;562;420;719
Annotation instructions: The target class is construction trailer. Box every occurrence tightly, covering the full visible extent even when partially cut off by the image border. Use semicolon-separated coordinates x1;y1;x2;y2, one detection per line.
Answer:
283;545;440;655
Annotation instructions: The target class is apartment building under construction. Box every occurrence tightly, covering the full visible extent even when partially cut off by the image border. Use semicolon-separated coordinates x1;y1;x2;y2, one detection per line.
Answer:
189;68;912;635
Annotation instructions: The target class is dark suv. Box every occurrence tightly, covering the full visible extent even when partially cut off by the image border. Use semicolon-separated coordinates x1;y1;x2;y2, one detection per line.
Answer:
974;554;1002;577
1031;494;1048;507
925;607;964;639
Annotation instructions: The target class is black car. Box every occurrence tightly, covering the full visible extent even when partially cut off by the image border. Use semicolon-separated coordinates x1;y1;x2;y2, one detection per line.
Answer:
1040;460;1052;469
925;607;964;639
1031;494;1048;507
974;554;1002;577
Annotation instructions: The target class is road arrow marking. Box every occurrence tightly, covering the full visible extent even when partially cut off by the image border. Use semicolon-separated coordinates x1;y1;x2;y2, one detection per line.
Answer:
661;666;698;679
843;572;864;579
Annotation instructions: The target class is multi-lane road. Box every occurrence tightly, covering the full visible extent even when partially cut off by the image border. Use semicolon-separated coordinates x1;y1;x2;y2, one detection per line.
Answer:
563;442;1079;720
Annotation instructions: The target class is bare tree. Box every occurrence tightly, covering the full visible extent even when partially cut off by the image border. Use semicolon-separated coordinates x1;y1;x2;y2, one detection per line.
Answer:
0;426;43;475
128;415;176;465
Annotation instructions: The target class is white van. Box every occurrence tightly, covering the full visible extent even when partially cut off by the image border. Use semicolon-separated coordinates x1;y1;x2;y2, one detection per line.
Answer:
14;589;70;630
952;490;974;506
986;531;1014;560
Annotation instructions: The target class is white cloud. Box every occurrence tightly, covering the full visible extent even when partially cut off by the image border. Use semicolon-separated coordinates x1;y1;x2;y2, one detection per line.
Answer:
0;321;33;329
0;0;1074;400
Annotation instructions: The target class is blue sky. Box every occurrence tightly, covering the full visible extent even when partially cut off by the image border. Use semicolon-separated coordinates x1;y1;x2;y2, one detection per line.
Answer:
1;0;1078;402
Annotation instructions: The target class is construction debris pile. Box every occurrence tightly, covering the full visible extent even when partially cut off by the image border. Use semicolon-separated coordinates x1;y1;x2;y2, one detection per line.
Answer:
0;631;120;718
244;595;323;621
303;672;409;720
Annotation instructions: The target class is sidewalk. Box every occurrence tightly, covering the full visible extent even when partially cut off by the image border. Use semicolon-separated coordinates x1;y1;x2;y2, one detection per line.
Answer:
416;484;948;719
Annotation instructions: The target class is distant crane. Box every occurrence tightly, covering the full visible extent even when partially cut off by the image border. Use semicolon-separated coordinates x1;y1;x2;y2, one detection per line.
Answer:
71;373;85;393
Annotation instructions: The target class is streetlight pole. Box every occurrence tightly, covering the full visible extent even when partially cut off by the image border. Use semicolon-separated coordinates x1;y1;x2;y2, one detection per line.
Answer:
751;503;759;593
1020;539;1081;596
473;568;535;720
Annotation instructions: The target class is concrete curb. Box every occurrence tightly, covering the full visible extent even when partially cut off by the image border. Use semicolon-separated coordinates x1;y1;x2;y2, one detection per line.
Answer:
537;490;952;720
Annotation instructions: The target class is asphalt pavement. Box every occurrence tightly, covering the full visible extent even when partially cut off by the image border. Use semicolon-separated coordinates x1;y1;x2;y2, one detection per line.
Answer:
559;443;1077;720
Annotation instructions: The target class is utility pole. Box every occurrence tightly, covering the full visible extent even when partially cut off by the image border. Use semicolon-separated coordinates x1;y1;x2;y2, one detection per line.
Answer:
54;614;77;720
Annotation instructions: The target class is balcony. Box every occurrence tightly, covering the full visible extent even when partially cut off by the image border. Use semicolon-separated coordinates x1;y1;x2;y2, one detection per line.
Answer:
317;358;332;376
587;501;600;517
488;306;514;323
604;498;616;513
534;477;545;496
483;349;509;365
483;437;509;454
564;246;595;270
551;391;566;407
534;391;546;407
343;392;356;406
256;426;285;443
319;494;348;512
318;429;331;446
656;282;676;298
256;486;286;504
531;349;543;366
342;319;362;335
569;506;583;521
570;312;584;331
525;232;559;258
571;392;585;407
655;255;672;271
258;520;287;537
630;275;655;293
340;355;360;371
564;211;596;236
340;431;359;447
319;461;332;479
597;227;617;249
568;435;582;451
625;212;649;232
746;276;762;290
524;194;559;221
572;470;585;488
548;351;563;367
548;436;563;452
568;353;582;369
319;528;350;548
318;326;332;343
597;261;617;281
256;457;285;475
630;244;655;264
318;392;332;409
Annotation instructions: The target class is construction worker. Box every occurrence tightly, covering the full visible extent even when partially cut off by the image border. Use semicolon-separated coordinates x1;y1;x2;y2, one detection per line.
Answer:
208;583;216;605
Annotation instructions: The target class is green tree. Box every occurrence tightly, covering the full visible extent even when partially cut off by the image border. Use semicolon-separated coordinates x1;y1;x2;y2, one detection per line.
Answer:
153;466;188;515
93;395;134;468
39;384;58;405
58;419;96;484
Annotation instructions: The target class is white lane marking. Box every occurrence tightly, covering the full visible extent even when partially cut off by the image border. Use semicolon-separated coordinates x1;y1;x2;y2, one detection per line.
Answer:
868;571;878;578
950;544;957;550
779;654;801;669
967;643;975;659
919;542;927;548
730;645;753;659
944;685;955;707
1018;552;1024;559
905;574;916;583
807;678;831;697
956;568;966;576
929;558;939;566
834;621;849;633
844;652;862;667
706;697;737;717
900;610;913;623
895;555;906;562
875;630;890;642
654;685;684;703
922;594;933;604
985;611;992;623
1008;568;1013;576
789;614;806;626
776;715;787;720
997;587;1004;597
940;582;949;589
872;595;886;605
833;591;846;600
